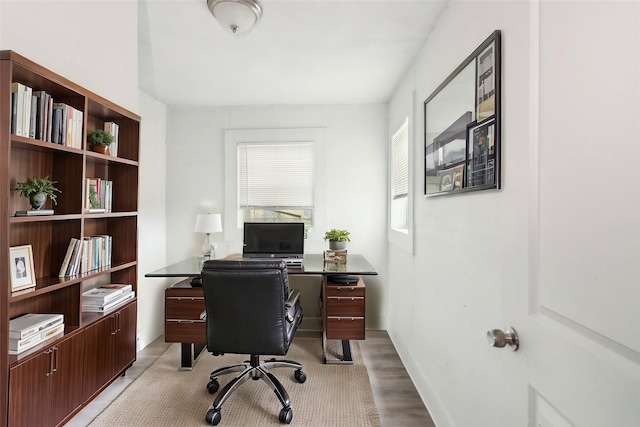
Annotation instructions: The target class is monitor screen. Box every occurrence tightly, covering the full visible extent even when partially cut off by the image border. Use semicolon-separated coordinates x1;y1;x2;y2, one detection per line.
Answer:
243;222;305;256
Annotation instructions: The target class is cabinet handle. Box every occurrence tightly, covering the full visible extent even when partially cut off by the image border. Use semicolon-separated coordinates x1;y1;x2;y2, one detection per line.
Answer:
45;349;53;376
51;347;58;374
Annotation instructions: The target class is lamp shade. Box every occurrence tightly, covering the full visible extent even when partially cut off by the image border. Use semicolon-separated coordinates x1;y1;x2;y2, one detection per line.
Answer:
207;0;263;35
195;213;223;234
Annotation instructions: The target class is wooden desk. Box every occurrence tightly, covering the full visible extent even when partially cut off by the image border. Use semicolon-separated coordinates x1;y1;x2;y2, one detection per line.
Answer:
147;255;377;369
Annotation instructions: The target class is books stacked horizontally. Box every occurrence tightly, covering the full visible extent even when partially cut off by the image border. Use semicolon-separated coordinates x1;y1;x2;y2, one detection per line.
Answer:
82;284;135;313
9;313;64;355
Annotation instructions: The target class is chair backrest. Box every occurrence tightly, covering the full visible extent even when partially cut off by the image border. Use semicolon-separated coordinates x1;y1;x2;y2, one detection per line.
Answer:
201;259;292;356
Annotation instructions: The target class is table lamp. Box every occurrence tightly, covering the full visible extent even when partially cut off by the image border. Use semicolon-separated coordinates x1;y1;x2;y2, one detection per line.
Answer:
194;213;223;258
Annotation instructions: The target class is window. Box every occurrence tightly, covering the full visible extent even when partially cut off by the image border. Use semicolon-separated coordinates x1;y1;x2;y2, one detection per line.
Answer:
391;118;409;232
238;142;314;225
224;128;328;244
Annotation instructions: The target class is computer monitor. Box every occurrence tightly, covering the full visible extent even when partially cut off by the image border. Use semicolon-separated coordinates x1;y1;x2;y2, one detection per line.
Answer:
242;222;305;259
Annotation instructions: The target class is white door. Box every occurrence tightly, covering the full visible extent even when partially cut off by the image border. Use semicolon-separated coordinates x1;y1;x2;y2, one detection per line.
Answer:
501;2;640;426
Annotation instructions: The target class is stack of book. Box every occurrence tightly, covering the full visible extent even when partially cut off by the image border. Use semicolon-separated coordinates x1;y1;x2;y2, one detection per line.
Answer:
82;284;135;313
9;313;64;355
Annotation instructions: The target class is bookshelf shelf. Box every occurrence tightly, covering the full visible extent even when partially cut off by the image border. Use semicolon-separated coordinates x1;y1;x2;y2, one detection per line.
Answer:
1;50;140;427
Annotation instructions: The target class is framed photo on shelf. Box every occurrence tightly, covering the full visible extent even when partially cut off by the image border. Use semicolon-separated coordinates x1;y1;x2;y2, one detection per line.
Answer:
9;245;36;291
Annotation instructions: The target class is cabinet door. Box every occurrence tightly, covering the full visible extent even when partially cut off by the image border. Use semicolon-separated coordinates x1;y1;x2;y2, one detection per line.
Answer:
82;315;116;401
114;302;137;373
50;333;84;426
8;352;50;427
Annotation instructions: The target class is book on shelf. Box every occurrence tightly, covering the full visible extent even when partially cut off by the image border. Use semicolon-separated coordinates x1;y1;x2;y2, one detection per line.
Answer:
82;284;133;304
23;85;32;138
9;313;64;340
82;290;135;313
52;102;69;146
29;94;37;138
32;90;48;140
11;92;17;135
51;106;63;144
85;178;113;212
58;238;78;277
10;82;26;136
104;121;119;157
15;209;54;216
9;323;65;355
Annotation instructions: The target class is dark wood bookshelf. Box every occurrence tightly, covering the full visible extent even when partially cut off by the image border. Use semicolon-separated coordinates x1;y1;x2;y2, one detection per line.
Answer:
0;50;140;427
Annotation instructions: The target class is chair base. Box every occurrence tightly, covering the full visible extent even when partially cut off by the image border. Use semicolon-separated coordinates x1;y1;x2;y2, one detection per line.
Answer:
205;354;306;425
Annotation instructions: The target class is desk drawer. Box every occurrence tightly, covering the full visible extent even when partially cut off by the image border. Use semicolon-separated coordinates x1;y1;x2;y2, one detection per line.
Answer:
325;317;365;340
166;297;205;320
165;320;206;343
325;285;365;298
326;296;365;317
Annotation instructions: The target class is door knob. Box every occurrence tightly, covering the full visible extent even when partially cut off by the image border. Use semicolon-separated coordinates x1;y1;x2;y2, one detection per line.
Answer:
487;326;519;351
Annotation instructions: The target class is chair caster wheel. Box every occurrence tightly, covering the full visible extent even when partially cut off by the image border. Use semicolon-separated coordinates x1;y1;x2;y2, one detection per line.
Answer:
279;407;293;424
294;369;306;383
207;379;219;394
205;408;221;425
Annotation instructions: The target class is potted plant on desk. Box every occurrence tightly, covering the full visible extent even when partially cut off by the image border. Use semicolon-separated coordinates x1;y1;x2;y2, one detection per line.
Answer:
324;228;350;250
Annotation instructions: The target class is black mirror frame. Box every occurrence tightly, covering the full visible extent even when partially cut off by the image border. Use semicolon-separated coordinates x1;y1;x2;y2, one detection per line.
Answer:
424;30;502;197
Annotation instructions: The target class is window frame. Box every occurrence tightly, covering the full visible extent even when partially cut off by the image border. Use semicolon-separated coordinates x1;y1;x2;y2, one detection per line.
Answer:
224;128;327;245
388;115;414;254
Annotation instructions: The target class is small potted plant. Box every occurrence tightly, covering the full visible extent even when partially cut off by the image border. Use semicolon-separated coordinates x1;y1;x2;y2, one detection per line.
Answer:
87;129;114;154
324;228;351;250
14;176;62;210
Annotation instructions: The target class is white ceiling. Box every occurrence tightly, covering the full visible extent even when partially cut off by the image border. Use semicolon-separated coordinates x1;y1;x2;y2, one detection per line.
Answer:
138;0;447;107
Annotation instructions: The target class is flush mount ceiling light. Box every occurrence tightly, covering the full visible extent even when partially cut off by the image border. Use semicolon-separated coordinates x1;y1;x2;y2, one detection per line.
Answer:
207;0;263;35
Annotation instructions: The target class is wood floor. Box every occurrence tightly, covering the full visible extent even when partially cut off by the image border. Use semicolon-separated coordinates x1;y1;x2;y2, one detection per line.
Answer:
67;330;435;426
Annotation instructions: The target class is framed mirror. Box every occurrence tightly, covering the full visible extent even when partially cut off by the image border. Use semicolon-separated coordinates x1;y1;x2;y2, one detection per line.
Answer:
424;30;501;197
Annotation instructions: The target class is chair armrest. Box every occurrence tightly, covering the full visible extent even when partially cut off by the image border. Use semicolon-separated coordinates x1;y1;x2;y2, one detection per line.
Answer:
285;289;301;323
285;289;300;308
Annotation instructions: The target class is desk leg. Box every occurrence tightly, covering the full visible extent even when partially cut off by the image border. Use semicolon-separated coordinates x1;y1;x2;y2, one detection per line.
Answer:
180;342;206;370
322;331;354;365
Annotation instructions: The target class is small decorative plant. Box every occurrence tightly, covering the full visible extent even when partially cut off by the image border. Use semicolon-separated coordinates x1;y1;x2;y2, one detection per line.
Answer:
324;229;351;242
14;176;62;209
87;129;114;153
324;228;350;250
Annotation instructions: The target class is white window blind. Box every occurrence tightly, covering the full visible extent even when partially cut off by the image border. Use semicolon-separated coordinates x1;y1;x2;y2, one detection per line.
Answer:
238;142;314;208
392;119;409;199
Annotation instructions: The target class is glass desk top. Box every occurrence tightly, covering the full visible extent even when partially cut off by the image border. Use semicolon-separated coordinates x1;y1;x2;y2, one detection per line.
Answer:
145;253;377;277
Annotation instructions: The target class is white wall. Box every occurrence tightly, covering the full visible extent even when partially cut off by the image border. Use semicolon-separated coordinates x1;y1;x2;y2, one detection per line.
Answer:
0;0;138;114
0;0;170;349
165;105;388;330
137;91;168;349
386;1;636;426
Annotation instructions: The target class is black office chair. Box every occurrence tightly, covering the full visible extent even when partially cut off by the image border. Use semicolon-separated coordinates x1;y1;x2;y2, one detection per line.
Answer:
201;259;306;426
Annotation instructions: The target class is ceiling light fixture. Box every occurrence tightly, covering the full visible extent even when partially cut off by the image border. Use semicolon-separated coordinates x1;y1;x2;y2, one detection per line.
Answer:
207;0;263;35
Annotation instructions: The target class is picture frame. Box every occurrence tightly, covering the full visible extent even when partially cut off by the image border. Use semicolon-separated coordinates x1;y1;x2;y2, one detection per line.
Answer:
9;245;36;291
424;30;501;197
466;118;496;188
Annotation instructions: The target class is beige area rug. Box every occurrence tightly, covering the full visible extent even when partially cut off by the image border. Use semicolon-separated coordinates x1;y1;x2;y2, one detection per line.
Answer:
88;337;381;426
